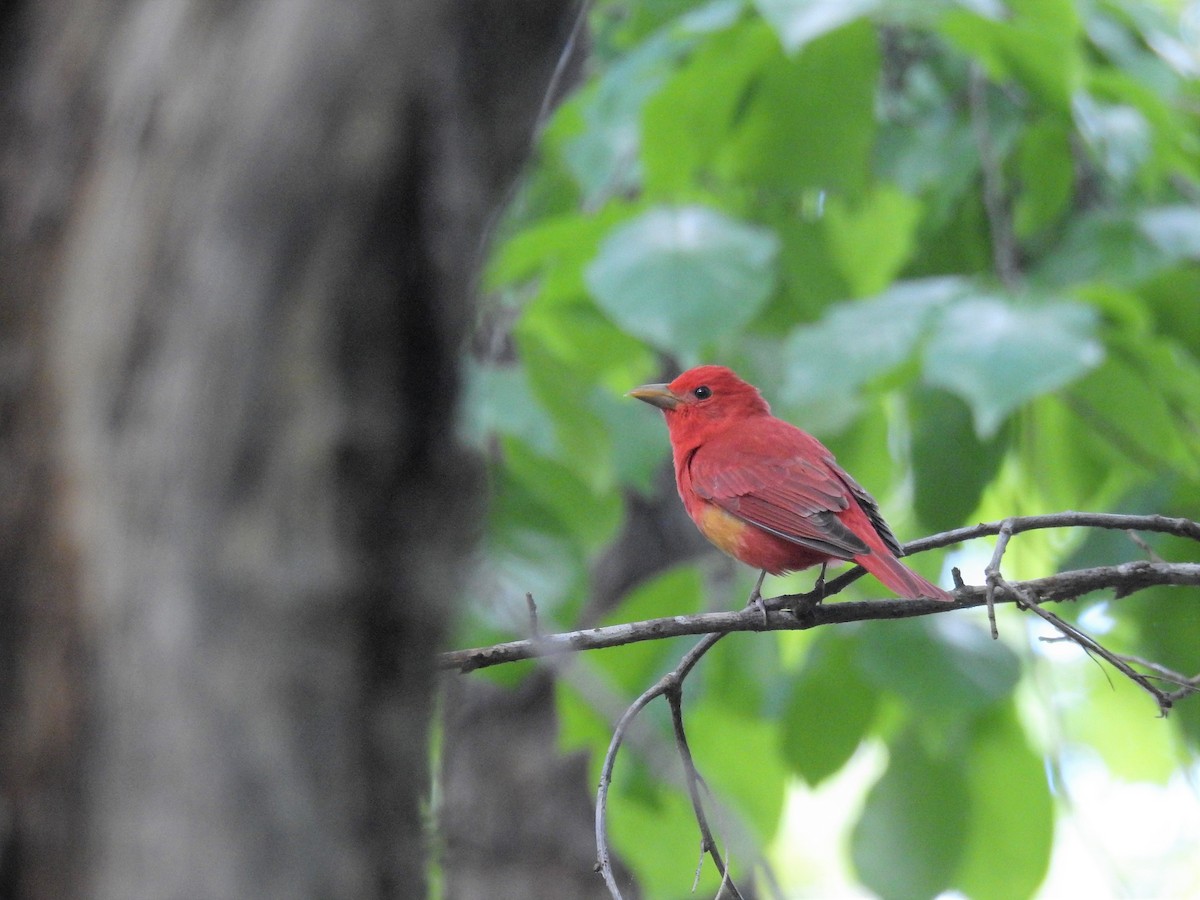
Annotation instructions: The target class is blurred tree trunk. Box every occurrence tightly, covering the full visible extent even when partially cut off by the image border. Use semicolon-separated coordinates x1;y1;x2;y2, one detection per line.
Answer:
0;1;569;897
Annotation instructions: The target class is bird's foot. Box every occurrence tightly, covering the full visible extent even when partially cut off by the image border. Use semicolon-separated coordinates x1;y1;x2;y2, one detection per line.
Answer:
746;569;769;627
813;562;828;602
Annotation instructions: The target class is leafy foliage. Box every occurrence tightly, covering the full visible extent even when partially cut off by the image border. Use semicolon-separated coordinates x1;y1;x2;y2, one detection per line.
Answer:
461;0;1200;896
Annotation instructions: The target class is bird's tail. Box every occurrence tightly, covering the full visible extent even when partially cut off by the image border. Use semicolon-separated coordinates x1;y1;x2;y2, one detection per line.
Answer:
854;548;954;602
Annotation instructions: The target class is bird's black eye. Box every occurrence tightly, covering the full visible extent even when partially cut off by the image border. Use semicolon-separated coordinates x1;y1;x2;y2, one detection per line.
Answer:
693;385;712;400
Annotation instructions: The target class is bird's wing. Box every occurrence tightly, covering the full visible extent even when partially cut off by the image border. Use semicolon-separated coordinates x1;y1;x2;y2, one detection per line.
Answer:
688;435;871;560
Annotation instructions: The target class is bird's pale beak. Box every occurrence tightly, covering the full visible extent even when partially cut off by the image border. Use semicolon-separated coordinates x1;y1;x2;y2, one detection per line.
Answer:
627;383;680;410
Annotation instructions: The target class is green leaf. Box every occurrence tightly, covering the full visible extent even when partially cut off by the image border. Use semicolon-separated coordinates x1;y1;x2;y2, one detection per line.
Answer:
851;730;970;900
1072;92;1152;190
754;0;882;53
1033;213;1169;289
684;701;789;839
911;386;1008;532
780;630;880;784
717;20;878;194
940;0;1083;110
501;437;623;553
517;292;654;388
458;361;557;458
823;185;924;296
856;617;1021;715
1013;116;1074;238
1066;347;1200;480
585;205;780;352
485;206;632;291
922;296;1105;438
595;566;705;694
1137;206;1200;263
779;278;963;433
642;20;778;193
953;706;1053;900
560;30;691;205
609;783;729;897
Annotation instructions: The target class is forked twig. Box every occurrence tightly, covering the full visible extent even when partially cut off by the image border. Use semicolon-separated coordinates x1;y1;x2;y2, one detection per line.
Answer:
595;632;745;899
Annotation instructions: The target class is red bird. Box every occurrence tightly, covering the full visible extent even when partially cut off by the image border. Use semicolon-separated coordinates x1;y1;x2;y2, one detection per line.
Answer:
630;365;953;611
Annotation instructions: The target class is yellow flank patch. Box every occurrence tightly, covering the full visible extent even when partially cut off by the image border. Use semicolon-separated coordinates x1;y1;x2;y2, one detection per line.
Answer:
697;503;748;558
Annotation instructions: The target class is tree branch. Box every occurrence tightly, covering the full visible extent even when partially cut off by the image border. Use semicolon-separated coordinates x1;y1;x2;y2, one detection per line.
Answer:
441;512;1200;672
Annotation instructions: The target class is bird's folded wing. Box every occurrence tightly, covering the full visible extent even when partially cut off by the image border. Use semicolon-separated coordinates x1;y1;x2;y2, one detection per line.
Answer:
690;455;870;560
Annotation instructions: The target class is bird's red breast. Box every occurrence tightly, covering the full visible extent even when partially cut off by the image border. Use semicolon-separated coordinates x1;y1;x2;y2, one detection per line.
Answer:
629;365;952;602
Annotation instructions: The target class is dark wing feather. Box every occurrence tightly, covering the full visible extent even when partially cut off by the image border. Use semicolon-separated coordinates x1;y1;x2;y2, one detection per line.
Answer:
689;440;870;560
833;459;903;556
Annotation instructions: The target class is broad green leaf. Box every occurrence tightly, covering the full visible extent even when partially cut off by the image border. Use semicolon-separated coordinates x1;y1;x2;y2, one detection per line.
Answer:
1033;213;1170;289
953;706;1053;900
585;205;780;352
501;437;623;553
642;21;778;193
561;30;691;206
922;296;1105;438
485;206;632;291
596;387;673;493
779;278;964;433
517;293;654;387
519;341;614;489
823;185;924;296
701;628;778;718
911;386;1008;532
754;0;882;53
851;730;970;900
1072;92;1152;190
1013;117;1074;238
762;217;851;330
458;361;557;458
609;783;728;898
717;20;878;195
856;617;1021;715
940;0;1083;110
1066;349;1199;480
780;630;880;784
555;680;613;758
685;701;789;839
595;566;705;693
1137;206;1200;262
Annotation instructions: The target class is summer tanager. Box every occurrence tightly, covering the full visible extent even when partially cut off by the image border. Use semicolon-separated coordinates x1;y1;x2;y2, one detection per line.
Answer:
630;365;953;608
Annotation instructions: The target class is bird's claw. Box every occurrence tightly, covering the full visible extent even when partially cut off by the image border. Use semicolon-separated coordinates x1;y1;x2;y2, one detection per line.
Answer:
747;569;769;627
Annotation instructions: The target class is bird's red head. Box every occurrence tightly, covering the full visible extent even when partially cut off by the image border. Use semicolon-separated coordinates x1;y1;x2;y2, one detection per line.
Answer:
628;365;771;445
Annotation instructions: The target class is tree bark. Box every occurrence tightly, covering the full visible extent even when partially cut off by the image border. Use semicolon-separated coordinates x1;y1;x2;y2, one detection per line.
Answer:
0;0;570;897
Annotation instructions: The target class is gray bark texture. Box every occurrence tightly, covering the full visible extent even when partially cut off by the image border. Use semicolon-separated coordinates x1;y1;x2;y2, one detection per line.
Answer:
0;0;571;897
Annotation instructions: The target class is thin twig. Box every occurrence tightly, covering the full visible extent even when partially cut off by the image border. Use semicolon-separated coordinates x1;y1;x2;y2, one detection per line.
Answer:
666;681;746;900
526;591;541;638
983;518;1017;638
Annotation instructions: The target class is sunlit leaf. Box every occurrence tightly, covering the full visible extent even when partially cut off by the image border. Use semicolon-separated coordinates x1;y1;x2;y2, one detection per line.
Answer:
585;205;780;352
922;296;1105;438
823;185;924;296
754;0;882;53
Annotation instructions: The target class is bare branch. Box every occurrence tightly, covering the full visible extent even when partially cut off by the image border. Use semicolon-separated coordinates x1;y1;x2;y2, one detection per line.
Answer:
440;561;1199;672
442;512;1200;672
